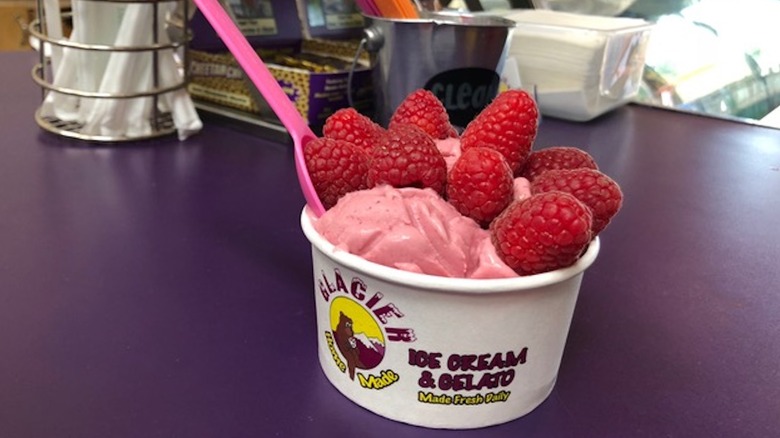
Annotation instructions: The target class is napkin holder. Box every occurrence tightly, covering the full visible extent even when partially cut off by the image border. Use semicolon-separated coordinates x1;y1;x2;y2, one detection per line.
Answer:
30;0;193;142
505;10;653;121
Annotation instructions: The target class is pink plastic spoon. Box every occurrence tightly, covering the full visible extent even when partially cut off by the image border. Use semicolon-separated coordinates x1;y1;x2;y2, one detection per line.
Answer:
192;0;325;217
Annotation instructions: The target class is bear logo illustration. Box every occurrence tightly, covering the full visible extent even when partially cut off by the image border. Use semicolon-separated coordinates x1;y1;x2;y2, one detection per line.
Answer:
333;312;365;380
328;297;387;381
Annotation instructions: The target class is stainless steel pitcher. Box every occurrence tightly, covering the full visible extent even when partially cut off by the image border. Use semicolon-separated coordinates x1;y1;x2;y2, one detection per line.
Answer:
363;12;515;127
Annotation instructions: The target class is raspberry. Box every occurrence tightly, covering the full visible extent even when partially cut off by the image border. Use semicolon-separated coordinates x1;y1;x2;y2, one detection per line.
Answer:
304;137;369;210
460;89;538;173
531;168;623;235
520;146;598;182
491;192;593;275
367;124;447;194
389;89;455;140
323;108;385;155
447;147;514;227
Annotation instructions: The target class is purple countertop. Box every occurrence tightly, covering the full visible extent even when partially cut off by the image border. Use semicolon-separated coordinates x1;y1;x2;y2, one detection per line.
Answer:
1;52;779;437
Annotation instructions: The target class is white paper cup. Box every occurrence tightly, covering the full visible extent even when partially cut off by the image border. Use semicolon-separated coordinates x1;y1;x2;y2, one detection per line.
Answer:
301;208;600;429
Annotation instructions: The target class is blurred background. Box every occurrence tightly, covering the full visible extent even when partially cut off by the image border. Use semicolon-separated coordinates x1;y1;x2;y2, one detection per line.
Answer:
451;0;780;128
5;0;779;128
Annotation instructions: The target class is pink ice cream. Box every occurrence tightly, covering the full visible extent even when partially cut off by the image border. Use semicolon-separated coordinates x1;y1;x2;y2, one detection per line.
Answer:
312;185;517;279
513;177;532;202
435;137;462;170
311;138;534;279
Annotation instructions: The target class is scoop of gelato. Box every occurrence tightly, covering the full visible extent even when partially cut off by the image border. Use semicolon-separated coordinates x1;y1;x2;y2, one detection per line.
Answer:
313;185;517;279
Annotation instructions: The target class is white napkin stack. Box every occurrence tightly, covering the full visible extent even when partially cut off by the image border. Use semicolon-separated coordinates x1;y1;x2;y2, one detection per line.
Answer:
504;10;652;121
39;0;202;141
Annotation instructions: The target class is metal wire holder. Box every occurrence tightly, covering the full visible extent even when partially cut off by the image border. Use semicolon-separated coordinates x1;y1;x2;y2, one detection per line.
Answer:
29;0;190;142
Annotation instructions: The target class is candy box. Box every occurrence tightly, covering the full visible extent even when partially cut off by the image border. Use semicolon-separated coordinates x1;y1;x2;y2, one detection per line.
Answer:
504;9;653;121
300;208;600;429
188;39;373;130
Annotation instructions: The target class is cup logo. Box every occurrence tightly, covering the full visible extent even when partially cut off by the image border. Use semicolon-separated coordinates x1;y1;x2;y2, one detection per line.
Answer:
319;268;416;390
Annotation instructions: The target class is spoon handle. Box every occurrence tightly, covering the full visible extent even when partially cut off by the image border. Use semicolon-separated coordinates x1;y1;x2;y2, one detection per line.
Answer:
192;0;326;218
191;0;313;140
